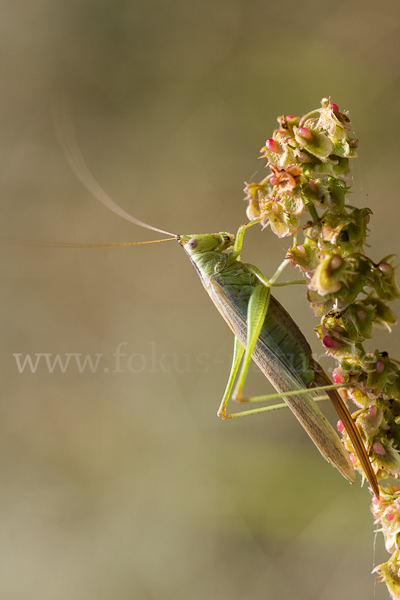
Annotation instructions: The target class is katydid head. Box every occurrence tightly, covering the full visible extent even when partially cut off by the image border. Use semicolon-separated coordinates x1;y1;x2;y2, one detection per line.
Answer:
178;233;235;256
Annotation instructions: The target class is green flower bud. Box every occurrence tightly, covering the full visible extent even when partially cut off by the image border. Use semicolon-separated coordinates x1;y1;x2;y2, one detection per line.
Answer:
364;297;398;331
349;387;374;409
372;439;400;478
318;98;352;141
246;199;261;221
330;137;358;158
309;251;345;296
332;156;350;176
293;125;333;161
365;350;391;391
359;405;383;436
341;303;375;341
335;218;366;256
307;288;336;317
295;149;313;163
286;240;319;275
278;191;304;216
321;212;351;245
370;255;400;302
262;201;299;238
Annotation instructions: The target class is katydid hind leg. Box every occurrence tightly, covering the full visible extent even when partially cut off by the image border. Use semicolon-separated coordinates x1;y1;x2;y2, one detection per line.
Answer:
219;392;328;419
217;336;244;419
235;383;345;404
312;362;380;497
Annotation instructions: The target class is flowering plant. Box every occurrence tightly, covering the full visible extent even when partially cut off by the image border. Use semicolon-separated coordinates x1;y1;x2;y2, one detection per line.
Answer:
245;98;400;598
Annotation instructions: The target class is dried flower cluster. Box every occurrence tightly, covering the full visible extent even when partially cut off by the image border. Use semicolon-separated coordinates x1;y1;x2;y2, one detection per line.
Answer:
244;98;400;598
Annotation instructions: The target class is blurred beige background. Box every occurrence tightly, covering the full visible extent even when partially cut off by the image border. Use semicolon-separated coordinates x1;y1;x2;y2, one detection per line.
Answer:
2;1;400;598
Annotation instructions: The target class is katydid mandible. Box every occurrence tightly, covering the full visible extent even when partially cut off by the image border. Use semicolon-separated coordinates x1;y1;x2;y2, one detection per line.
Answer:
49;124;379;496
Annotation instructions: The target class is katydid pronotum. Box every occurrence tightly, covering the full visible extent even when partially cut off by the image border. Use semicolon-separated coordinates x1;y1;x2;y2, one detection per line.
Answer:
32;126;379;497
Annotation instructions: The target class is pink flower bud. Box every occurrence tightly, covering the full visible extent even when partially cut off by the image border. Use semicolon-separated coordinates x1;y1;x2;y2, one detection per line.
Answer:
376;360;385;374
369;406;377;418
350;454;357;465
337;420;344;433
331;103;339;114
308;180;318;192
387;513;395;521
379;262;393;277
372;495;380;505
270;176;279;185
298;127;313;140
295;150;312;163
332;369;343;384
322;335;342;349
333;325;345;333
297;245;306;255
265;139;280;154
286;115;295;120
330;256;343;270
373;441;386;456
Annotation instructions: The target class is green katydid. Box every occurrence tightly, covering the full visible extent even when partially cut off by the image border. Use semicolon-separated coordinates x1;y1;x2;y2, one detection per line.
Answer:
178;225;379;496
44;121;380;496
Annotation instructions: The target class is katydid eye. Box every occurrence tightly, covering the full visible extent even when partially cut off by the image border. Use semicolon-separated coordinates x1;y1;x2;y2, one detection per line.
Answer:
187;238;198;250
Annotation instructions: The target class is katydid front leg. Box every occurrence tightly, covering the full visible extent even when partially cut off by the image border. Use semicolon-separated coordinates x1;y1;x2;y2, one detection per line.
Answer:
232;220;306;287
219;222;308;415
216;283;271;418
232;284;271;402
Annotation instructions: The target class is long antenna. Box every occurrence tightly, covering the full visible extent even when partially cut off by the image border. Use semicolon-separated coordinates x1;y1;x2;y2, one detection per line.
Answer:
53;107;177;238
3;238;177;248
